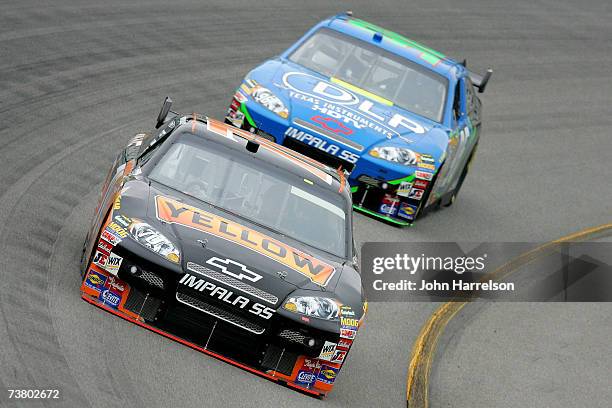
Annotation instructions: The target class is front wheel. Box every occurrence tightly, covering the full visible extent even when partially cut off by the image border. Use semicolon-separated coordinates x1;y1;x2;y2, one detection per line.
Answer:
443;142;478;207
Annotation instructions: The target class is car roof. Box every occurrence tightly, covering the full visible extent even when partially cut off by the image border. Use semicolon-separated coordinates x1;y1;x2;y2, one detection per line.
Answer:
314;13;463;79
174;117;349;198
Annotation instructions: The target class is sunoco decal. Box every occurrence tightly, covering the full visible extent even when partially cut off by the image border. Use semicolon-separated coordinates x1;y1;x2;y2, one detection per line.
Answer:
155;196;336;286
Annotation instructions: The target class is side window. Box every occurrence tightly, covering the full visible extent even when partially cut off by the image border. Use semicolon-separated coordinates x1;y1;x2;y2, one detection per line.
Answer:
465;78;481;124
452;80;464;124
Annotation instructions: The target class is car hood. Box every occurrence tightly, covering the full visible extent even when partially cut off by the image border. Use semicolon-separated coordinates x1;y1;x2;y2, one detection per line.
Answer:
116;178;346;304
245;58;449;159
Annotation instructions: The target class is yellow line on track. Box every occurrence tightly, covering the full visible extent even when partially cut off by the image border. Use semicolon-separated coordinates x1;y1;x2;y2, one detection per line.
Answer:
406;223;612;408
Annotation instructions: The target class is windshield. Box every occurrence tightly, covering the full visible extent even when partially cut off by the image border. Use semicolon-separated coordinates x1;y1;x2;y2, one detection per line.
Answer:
149;138;348;257
289;28;448;122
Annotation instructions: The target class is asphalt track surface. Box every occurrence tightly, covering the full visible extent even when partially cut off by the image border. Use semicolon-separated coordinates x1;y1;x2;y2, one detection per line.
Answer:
0;1;610;407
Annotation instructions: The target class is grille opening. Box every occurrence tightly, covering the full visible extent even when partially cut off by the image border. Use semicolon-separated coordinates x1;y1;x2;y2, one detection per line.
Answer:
123;287;162;322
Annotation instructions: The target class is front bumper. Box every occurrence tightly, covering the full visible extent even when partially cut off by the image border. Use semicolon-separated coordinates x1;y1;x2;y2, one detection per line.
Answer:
81;256;349;397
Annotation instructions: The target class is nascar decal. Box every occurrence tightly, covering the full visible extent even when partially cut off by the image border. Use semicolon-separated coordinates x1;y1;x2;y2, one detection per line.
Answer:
156;196;336;286
84;269;107;293
296;358;322;388
318;341;338;361
317;365;339;385
398;203;418;220
408;188;424;200
100;289;121;308
101;227;122;246
107;222;128;239
296;370;317;388
282;72;427;136
104;275;127;293
414;170;434;181
396;181;413;197
340;328;357;340
104;253;123;275
337;338;353;349
93;251;110;270
413;179;429;190
284;127;359;164
207;118;333;185
340;305;355;317
330;349;347;364
98;238;113;254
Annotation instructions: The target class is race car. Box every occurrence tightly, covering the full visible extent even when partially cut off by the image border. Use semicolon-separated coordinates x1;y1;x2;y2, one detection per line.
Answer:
80;98;366;398
226;12;491;226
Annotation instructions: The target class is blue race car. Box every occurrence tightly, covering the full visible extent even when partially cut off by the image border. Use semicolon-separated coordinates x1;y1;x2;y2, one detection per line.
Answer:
226;12;491;226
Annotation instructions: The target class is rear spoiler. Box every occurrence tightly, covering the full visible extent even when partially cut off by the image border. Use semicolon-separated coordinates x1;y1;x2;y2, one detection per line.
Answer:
468;68;493;93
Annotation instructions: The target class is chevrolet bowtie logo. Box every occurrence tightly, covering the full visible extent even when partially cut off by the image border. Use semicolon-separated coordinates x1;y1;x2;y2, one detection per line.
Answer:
206;257;263;282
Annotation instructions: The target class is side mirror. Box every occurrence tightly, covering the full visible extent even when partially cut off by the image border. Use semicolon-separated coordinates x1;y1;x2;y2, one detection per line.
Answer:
155;96;173;129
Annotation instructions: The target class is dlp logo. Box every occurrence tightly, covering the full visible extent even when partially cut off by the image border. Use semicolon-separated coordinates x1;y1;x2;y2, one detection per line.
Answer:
206;257;262;282
282;71;426;134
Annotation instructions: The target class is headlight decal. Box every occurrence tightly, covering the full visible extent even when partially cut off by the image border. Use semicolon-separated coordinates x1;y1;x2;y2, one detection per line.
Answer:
370;146;437;170
128;220;180;263
251;85;289;118
283;296;340;321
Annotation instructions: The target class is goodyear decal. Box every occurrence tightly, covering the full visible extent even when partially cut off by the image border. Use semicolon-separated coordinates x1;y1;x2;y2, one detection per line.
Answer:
155;196;336;286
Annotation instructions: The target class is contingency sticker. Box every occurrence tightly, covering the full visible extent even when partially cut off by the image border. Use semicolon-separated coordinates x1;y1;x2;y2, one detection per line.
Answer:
318;341;337;361
316;365;339;385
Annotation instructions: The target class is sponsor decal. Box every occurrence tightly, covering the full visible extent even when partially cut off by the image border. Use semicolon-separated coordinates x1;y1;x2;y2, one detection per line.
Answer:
100;289;121;308
113;195;121;210
107;222;128;238
379;194;400;216
340;305;355;317
101;228;122;246
97;239;113;255
156;196;336;286
330;349;347;364
340;317;359;330
337;339;353;349
104;252;123;275
408;188;424;200
206;257;262;282
104;276;126;293
418;163;436;170
420;154;435;163
179;273;275;320
296;370;317;387
113;214;131;228
84;270;107;293
414;170;434;181
311;115;353;136
318;341;337;361
284;127;359;164
340;328;357;340
398;203;418;220
93;251;108;268
283;72;427;136
396;181;412;197
303;358;322;370
317;365;339;385
413;179;429;190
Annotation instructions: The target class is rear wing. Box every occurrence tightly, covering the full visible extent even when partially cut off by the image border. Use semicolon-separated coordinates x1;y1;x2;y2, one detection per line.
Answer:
468;68;493;93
